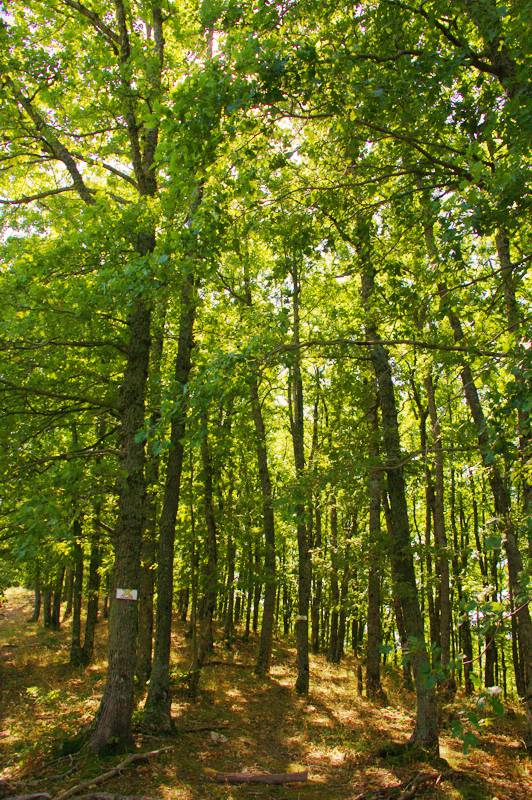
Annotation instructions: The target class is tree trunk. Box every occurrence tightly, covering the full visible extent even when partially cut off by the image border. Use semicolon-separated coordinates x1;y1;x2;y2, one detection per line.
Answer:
188;409;218;697
143;272;195;730
311;505;323;654
251;369;277;676
51;566;65;630
63;567;74;620
89;292;152;754
327;503;340;663
70;526;84;666
42;585;52;627
425;371;453;693
360;230;438;752
366;396;385;700
81;524;101;666
289;264;311;695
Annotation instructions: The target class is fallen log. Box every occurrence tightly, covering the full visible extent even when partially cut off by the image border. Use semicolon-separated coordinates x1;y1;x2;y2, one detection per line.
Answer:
206;769;308;785
54;748;172;800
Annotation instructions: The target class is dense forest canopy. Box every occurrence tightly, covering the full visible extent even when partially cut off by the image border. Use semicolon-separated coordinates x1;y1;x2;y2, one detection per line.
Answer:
0;0;530;762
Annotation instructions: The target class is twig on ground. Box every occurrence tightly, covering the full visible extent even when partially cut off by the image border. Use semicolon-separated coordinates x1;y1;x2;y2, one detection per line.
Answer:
354;770;453;800
54;748;172;800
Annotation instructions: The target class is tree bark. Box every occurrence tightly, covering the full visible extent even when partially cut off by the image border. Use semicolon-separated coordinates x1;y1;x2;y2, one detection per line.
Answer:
81;523;101;666
188;409;218;698
250;370;277;676
360;226;438;751
289;264;311;695
366;396;385;700
327;502;340;663
425;371;453;692
143;272;195;730
70;525;84;666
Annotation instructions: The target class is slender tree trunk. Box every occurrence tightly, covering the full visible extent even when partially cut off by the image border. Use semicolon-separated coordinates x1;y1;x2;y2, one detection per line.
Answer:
81;525;101;666
422;205;532;745
188;409;218;697
143;273;195;730
251;370;277;675
289;265;311;695
327;502;340;663
63;568;74;620
360;227;438;752
425;371;453;693
43;585;52;628
51;566;65;630
311;505;323;654
70;525;84;666
366;397;385;700
224;530;236;647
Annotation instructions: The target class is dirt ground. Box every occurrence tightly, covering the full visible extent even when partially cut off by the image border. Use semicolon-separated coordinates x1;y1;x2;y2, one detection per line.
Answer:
1;587;530;799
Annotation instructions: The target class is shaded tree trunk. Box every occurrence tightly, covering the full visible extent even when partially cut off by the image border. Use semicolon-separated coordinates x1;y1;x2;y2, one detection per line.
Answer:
81;524;101;666
251;370;277;675
327;502;340;664
143;271;195;730
51;566;65;630
360;225;438;752
70;525;84;666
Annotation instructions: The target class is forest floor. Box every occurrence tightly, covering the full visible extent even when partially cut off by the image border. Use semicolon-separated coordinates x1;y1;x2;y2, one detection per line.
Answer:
0;587;530;800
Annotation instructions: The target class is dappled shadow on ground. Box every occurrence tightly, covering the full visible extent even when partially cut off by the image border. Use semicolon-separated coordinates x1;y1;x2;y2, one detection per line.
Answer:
1;589;530;800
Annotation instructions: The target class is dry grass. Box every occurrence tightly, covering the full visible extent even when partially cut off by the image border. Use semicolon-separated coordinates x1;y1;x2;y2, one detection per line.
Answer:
1;587;530;800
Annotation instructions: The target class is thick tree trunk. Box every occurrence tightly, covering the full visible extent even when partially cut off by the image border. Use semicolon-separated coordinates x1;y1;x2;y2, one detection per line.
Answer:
136;303;166;686
89;294;152;754
143;272;195;730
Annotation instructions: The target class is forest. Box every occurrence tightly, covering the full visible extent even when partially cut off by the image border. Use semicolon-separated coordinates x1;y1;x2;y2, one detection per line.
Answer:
0;1;530;798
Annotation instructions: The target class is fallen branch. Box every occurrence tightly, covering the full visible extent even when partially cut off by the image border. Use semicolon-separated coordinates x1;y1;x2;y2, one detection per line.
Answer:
54;749;171;800
355;771;452;800
206;768;308;785
76;794;161;800
4;794;51;800
175;724;230;733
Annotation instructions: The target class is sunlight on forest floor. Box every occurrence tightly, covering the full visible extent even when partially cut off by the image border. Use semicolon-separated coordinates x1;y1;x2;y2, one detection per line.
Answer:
1;588;530;800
